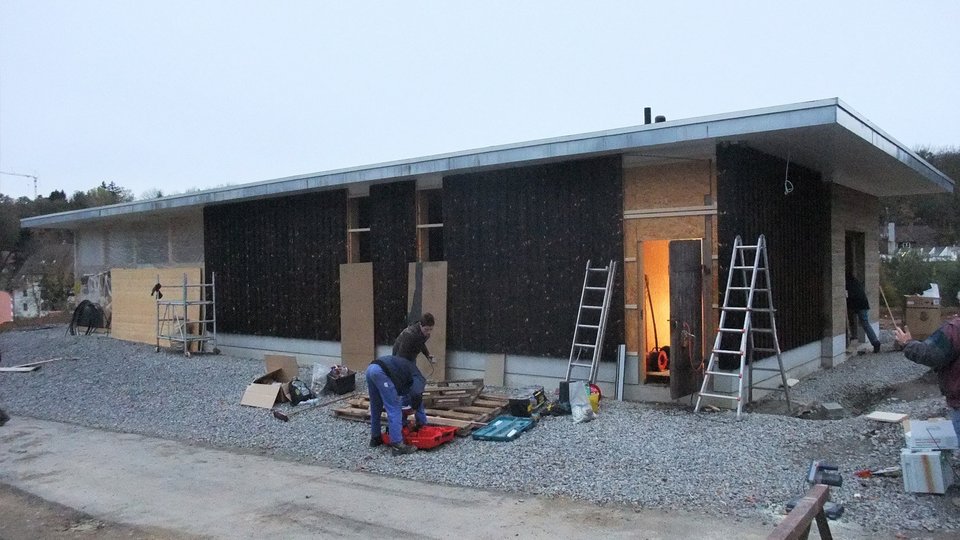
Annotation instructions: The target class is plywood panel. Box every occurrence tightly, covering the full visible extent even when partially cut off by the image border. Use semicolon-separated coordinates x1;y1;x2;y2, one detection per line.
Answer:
408;262;447;381
624;161;712;211
630;216;705;241
340;263;374;373
111;267;203;345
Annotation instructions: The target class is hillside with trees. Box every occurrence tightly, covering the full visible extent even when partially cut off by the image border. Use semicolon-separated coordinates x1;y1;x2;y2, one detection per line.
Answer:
0;182;132;308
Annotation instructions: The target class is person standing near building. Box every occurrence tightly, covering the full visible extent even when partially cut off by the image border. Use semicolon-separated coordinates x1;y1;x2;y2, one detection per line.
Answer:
365;354;427;455
895;317;960;436
393;313;435;364
846;272;881;353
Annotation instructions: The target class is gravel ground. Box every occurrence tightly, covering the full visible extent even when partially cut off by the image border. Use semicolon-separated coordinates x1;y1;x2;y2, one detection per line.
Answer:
1;326;959;536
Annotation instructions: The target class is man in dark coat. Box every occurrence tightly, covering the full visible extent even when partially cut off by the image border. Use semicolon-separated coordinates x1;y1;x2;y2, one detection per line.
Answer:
846;272;881;353
393;313;435;364
365;354;428;455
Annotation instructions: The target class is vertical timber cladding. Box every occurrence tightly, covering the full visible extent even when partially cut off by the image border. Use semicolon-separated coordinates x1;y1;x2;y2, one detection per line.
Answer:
716;143;827;368
203;190;348;339
369;181;417;344
443;156;624;358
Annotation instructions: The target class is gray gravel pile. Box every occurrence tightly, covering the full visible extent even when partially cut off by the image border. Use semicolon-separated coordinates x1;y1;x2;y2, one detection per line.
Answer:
2;326;959;535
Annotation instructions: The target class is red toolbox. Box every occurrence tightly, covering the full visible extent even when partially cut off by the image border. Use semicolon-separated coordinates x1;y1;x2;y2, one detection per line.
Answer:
382;425;456;449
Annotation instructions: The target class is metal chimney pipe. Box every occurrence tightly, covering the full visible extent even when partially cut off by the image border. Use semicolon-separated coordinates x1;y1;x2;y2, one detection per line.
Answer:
644;107;652;125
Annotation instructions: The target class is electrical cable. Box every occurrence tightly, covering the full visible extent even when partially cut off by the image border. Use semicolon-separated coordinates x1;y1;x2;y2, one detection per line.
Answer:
783;152;794;195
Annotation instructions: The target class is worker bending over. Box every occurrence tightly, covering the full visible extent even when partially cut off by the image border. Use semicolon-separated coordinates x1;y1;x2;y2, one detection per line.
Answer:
366;354;428;455
393;313;435;364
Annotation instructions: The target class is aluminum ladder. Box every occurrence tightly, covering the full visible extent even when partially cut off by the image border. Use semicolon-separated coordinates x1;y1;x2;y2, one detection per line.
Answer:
564;259;617;384
694;235;791;419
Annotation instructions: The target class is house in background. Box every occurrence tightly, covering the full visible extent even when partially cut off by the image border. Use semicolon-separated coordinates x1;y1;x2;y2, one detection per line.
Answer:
10;243;74;319
21;98;955;403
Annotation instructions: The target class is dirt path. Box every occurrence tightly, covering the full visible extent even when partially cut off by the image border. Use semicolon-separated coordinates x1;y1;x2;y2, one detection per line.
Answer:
0;417;803;539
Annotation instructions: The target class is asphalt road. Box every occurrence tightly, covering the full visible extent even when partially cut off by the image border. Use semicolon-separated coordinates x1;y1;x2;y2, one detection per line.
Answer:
0;416;784;539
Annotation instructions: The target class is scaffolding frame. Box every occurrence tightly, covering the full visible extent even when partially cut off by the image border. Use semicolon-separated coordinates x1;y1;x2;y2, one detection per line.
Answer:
155;272;217;357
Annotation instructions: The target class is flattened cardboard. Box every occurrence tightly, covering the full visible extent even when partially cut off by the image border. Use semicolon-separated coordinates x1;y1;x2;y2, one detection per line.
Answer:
240;381;284;408
240;356;301;408
265;355;300;383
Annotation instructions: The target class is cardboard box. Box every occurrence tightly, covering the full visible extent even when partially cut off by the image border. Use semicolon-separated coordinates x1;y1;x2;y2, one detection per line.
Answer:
904;419;959;450
240;355;301;408
905;295;940;308
904;295;941;340
901;449;954;494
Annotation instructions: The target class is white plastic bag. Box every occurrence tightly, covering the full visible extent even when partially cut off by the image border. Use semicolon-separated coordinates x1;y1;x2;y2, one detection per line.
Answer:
311;363;329;394
570;380;597;423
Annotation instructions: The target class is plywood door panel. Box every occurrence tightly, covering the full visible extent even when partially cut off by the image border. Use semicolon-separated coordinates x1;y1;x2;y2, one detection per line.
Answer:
669;240;703;400
340;263;374;373
407;262;447;381
111;267;203;345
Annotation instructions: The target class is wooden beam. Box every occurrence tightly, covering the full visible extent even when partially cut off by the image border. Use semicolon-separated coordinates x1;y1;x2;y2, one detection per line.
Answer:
0;366;39;372
767;484;832;540
10;357;77;368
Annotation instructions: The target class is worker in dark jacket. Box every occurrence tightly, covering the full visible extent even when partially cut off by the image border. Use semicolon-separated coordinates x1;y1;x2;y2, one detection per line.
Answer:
846;272;881;353
366;354;428;455
393;313;435;364
895;317;960;436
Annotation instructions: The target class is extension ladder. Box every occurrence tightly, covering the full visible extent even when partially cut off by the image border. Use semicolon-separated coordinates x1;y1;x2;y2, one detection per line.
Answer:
564;260;617;384
694;235;791;419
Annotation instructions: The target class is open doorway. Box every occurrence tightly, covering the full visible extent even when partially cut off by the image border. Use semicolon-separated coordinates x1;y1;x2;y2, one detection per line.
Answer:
845;231;866;346
640;239;704;399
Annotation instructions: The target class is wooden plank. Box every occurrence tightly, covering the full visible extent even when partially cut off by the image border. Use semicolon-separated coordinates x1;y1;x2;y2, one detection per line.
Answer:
11;357;76;368
767;484;831;540
407;262;447;380
0;366;39;372
340;263;374;373
866;411;909;423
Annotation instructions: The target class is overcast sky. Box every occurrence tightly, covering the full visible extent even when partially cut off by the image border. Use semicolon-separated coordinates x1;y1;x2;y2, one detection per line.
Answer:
1;1;958;201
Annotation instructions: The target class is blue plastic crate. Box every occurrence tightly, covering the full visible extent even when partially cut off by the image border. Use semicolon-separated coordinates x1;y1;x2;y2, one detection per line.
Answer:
471;415;536;441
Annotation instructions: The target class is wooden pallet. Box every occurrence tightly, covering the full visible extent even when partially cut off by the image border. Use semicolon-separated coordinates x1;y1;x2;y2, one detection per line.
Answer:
333;391;509;436
422;379;484;408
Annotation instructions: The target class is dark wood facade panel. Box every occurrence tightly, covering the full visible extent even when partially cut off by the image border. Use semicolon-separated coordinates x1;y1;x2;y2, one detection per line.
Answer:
716;143;828;367
203;190;348;340
370;181;417;345
443;157;625;359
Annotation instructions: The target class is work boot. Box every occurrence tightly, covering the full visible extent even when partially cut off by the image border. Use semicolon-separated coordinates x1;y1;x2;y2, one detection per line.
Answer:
369;434;383;448
391;442;417;456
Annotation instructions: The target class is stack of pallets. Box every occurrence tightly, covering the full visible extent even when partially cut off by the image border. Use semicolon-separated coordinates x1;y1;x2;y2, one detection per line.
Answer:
333;379;509;436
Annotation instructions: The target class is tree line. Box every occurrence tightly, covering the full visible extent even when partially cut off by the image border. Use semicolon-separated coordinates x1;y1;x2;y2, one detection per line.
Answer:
0;181;133;301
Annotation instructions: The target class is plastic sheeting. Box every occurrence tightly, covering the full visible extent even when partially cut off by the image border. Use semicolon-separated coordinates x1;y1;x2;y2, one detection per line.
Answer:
75;212;204;277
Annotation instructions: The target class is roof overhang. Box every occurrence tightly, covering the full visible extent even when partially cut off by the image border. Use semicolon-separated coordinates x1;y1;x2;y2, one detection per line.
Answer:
22;98;954;229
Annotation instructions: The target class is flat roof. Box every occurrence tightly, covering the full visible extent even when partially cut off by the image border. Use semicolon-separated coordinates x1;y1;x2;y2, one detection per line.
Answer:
22;97;955;229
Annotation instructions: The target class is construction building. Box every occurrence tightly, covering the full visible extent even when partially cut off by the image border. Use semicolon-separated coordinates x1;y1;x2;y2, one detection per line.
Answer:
20;98;955;402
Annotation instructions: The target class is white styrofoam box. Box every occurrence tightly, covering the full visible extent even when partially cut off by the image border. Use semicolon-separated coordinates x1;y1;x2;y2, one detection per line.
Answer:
904;419;959;450
901;449;954;494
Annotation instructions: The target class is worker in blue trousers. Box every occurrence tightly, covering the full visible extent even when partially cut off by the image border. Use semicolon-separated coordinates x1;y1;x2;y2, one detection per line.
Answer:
366;354;428;455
